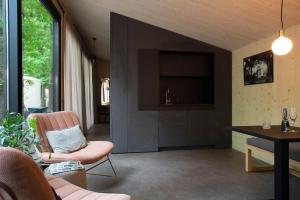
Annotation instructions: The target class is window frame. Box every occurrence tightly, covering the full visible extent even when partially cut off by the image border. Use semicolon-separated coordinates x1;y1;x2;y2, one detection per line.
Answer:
7;0;22;113
40;0;62;112
2;0;8;115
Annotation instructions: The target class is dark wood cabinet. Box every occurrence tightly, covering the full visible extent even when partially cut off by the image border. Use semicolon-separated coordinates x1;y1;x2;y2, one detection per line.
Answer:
158;111;188;147
111;13;232;153
138;49;160;110
187;111;214;146
158;110;215;148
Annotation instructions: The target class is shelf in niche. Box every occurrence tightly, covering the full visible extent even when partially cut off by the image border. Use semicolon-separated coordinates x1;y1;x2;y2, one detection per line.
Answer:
160;75;210;78
159;51;213;77
158;103;215;110
159;76;214;105
158;50;215;108
160;73;210;78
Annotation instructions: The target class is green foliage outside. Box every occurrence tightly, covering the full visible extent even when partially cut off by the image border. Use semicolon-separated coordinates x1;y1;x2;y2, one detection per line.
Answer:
22;0;53;88
0;0;53;118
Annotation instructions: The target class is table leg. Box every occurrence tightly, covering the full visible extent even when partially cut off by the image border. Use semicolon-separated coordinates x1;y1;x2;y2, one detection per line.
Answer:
274;140;289;200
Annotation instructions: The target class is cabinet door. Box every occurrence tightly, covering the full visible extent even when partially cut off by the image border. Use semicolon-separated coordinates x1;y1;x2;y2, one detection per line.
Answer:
158;111;188;147
187;110;214;146
138;49;159;110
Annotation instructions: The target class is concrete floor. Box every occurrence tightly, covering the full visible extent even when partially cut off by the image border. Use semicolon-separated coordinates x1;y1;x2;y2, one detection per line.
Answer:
86;124;300;200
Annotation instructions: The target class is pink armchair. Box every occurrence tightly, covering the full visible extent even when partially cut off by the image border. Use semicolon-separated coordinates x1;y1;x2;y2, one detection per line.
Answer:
0;147;131;200
28;111;116;176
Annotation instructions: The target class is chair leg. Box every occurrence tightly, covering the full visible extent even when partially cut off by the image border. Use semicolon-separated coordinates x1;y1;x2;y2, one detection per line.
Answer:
86;158;108;172
85;155;117;177
108;155;117;177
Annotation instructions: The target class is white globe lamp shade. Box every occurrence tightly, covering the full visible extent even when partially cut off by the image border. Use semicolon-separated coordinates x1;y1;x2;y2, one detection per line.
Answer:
271;30;293;56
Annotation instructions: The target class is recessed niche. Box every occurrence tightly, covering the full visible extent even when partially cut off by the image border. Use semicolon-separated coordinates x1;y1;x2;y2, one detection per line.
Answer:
159;51;214;107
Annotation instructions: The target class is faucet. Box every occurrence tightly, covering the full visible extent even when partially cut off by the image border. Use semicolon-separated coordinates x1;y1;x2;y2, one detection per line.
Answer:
165;88;171;104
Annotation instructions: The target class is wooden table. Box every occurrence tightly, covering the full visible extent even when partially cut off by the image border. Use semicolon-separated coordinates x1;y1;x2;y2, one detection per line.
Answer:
232;125;300;200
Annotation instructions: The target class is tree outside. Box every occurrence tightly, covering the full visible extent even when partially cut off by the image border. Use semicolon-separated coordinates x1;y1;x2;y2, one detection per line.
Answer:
22;0;54;111
0;0;54;118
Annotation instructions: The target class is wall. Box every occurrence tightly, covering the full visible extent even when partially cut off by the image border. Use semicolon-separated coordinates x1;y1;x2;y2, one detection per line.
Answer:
111;13;232;153
232;24;300;163
93;59;110;123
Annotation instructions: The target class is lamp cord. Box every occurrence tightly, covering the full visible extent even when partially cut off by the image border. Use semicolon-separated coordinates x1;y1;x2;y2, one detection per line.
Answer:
281;0;284;30
93;37;96;58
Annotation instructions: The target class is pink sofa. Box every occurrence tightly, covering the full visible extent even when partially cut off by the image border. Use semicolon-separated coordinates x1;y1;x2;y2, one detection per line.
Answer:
28;111;114;165
0;147;131;200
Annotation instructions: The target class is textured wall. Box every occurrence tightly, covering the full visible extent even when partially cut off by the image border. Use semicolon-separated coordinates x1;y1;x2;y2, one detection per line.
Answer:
232;24;300;163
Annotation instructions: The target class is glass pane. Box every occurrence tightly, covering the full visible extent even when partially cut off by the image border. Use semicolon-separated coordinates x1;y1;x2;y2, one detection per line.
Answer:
101;78;110;106
22;0;54;115
0;0;6;119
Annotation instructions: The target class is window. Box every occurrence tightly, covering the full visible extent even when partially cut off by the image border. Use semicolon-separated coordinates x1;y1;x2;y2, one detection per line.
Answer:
101;78;110;106
0;0;6;119
22;0;60;115
0;0;60;116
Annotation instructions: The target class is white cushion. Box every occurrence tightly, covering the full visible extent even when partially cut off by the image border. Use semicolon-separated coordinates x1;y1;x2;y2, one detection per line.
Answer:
46;125;87;153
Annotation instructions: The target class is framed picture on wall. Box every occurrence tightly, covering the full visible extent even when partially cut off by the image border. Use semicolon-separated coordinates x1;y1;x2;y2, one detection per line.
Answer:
243;50;273;85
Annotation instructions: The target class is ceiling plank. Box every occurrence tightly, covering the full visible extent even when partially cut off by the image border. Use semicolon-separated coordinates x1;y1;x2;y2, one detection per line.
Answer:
62;0;300;60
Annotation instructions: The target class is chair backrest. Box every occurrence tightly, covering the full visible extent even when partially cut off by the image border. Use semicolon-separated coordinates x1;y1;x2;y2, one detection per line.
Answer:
0;147;55;200
0;181;17;200
28;111;81;152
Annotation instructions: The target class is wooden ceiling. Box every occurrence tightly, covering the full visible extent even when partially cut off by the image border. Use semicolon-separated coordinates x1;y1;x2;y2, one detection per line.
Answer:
61;0;300;60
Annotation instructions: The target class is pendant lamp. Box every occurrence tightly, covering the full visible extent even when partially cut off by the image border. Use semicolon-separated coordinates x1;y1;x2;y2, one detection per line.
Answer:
271;0;293;56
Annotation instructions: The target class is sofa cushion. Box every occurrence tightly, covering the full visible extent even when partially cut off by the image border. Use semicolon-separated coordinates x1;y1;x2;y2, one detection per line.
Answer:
28;111;82;153
41;141;114;164
247;138;274;153
46;125;87;153
51;187;62;200
290;143;300;162
0;147;56;200
47;176;131;200
247;137;300;162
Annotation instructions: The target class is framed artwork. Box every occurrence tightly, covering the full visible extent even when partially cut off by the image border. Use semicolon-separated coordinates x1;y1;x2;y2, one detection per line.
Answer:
243;50;273;85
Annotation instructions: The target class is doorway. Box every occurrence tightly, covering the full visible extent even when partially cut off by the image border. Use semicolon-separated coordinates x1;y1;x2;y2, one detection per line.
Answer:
90;59;110;140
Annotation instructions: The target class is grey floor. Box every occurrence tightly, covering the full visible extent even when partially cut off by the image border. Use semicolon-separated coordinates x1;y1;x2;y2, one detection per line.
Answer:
86;124;300;200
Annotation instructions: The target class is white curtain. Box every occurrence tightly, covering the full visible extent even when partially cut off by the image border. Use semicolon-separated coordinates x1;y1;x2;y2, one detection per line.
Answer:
64;23;83;125
82;54;94;129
